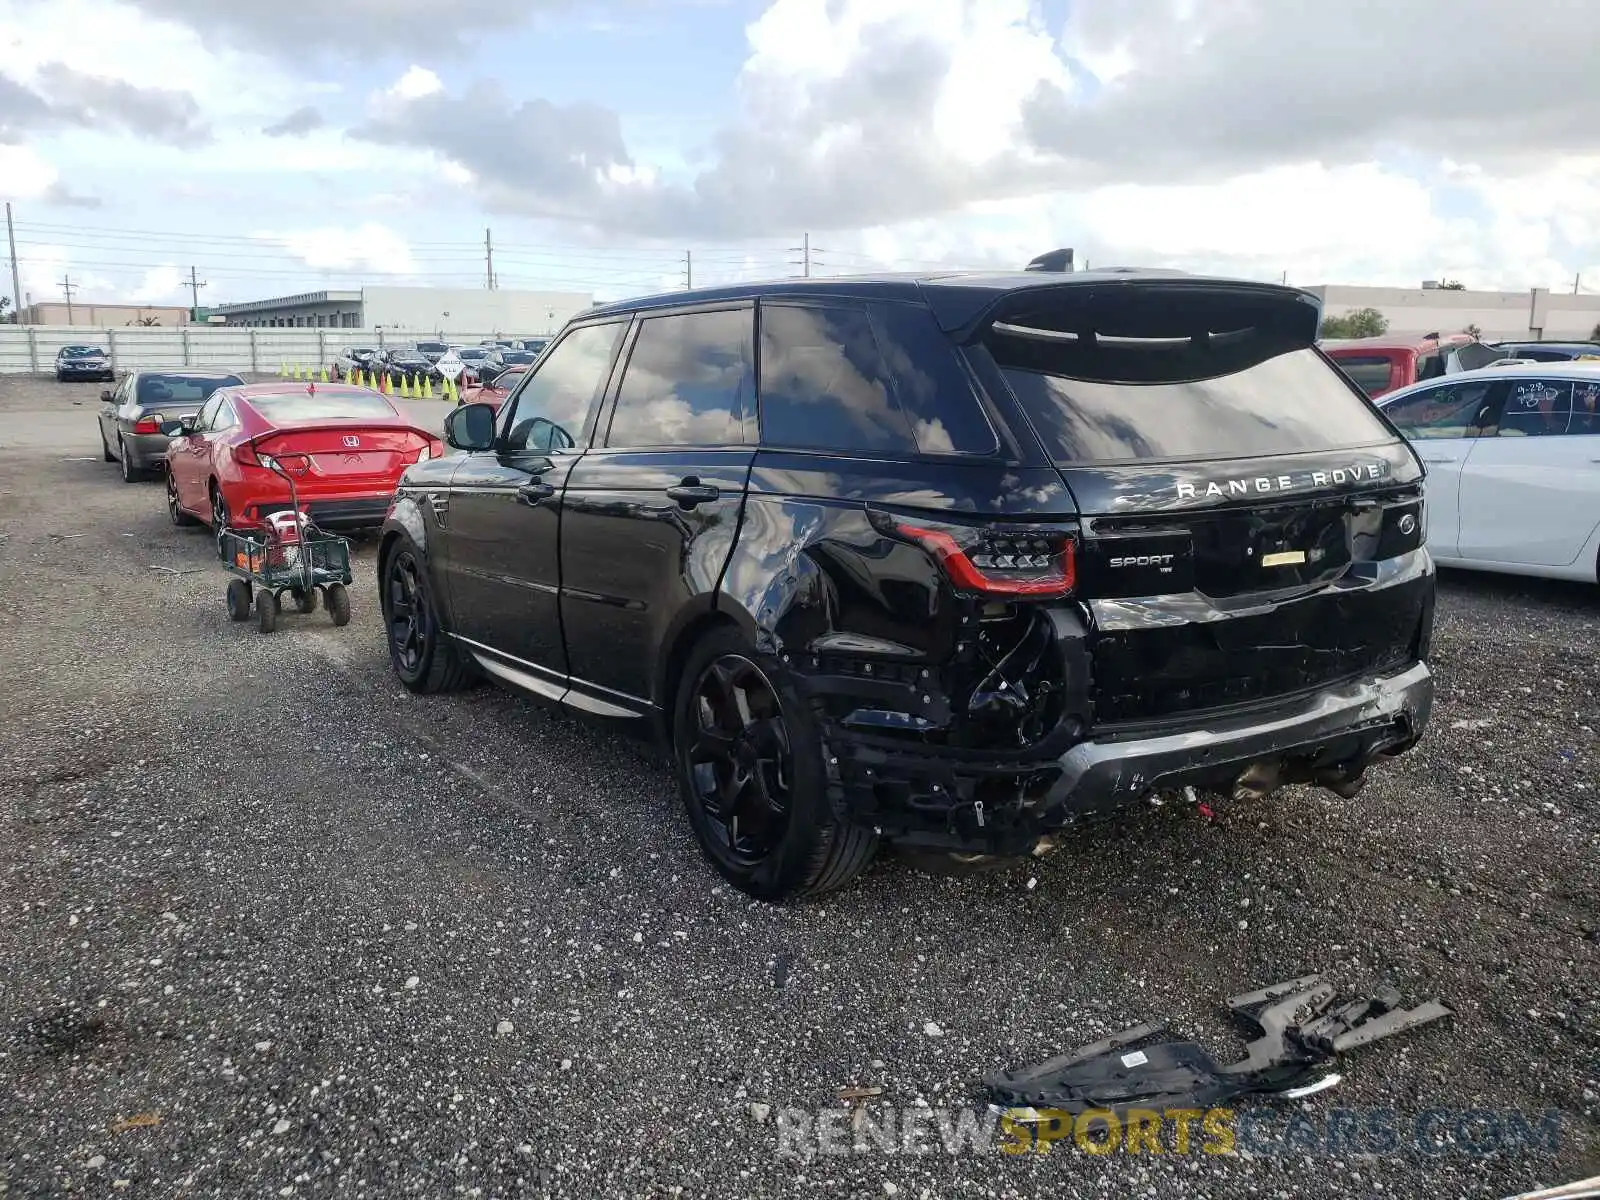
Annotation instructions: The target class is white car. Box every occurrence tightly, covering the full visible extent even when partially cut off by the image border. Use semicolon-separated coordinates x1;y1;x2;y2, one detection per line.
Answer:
1377;362;1600;583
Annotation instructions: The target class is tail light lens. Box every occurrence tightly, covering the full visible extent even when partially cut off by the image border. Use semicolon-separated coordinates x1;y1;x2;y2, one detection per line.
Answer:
132;412;163;435
869;509;1078;597
232;442;261;467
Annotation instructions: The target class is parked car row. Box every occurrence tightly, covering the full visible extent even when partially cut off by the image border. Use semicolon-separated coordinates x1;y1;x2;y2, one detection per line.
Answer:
96;373;444;544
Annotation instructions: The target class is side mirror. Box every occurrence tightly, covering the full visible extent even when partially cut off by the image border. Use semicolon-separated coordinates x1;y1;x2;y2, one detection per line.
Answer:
159;419;186;437
178;415;197;434
100;389;114;403
443;403;497;452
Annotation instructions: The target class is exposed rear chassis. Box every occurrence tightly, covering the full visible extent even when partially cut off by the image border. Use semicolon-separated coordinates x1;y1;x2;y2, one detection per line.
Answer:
818;662;1434;855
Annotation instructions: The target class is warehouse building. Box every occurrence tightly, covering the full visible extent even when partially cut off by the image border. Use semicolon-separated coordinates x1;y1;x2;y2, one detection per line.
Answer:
1306;283;1600;341
212;285;594;335
17;301;195;326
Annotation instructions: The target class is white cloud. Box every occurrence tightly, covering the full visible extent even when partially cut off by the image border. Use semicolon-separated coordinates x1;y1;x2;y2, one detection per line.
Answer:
0;144;62;201
249;224;418;275
388;66;443;102
128;265;186;304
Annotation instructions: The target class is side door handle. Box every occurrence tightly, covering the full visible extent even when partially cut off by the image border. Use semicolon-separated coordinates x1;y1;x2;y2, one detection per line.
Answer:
666;478;720;508
1421;456;1458;464
517;480;556;505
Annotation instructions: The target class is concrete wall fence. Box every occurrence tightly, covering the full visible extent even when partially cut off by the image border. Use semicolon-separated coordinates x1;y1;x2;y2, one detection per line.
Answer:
0;326;521;375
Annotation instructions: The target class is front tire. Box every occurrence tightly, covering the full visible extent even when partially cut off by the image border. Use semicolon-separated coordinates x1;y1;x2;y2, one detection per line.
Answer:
256;590;278;634
671;627;877;902
226;579;253;621
381;536;468;692
325;582;351;627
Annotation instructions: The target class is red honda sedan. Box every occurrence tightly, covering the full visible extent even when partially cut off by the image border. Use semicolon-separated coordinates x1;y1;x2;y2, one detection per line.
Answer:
165;383;445;533
458;366;526;414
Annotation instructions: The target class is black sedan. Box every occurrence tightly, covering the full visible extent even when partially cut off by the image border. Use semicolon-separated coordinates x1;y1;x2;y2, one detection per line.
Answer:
56;345;113;382
377;350;443;387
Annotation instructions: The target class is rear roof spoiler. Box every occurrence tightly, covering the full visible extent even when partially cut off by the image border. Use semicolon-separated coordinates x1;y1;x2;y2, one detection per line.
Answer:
1025;248;1075;273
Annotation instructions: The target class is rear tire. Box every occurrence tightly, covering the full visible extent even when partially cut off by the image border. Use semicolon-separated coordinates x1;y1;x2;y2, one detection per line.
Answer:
381;536;468;691
671;626;877;902
118;439;143;483
226;579;253;621
256;590;278;634
102;435;116;463
167;471;199;526
326;582;351;627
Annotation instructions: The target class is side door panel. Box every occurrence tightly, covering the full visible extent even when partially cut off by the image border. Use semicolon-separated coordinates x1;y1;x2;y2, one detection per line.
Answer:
1379;378;1504;559
175;393;223;510
559;306;757;711
1457;377;1600;566
443;319;631;689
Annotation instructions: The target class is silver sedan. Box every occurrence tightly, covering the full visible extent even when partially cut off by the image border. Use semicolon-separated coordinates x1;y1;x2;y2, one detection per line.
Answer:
97;370;245;482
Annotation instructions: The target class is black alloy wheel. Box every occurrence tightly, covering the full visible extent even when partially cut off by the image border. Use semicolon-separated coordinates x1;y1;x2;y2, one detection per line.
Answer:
683;655;795;867
167;470;196;526
671;627;877;901
382;538;469;692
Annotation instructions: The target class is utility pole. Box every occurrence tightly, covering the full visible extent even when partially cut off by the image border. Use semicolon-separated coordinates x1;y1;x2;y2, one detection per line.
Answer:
4;202;20;325
61;274;76;324
789;232;822;278
684;249;692;290
1575;273;1582;295
485;228;495;290
187;265;207;312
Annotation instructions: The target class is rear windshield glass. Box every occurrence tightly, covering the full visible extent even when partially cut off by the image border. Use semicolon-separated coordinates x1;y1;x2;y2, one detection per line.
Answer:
1326;355;1395;396
415;343;447;353
247;393;398;422
137;374;238;404
62;346;103;357
498;351;535;364
999;346;1394;465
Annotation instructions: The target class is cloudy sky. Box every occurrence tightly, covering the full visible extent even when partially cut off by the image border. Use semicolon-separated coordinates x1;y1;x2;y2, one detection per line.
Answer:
2;0;1599;310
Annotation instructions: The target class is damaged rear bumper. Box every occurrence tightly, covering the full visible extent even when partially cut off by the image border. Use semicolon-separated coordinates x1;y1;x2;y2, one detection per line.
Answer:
831;662;1433;855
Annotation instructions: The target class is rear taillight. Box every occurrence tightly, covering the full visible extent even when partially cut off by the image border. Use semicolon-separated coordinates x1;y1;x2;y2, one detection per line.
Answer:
132;413;163;435
233;442;261;467
870;510;1078;598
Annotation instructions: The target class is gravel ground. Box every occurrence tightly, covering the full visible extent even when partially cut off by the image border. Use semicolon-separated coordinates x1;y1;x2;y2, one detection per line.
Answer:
0;374;1596;1199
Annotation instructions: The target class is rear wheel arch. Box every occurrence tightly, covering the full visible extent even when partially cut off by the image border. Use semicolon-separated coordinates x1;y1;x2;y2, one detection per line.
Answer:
656;609;744;744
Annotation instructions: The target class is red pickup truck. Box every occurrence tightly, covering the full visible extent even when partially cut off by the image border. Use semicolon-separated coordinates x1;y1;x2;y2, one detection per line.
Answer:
1320;332;1505;397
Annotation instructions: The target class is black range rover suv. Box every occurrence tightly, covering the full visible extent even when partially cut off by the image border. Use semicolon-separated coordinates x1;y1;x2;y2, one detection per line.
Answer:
378;260;1435;901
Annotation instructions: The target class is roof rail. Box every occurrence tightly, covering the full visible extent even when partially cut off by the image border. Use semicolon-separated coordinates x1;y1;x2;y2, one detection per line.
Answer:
1025;248;1075;273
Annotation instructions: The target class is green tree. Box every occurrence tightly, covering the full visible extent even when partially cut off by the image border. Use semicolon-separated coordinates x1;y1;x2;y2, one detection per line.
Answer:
1438;279;1466;290
1320;307;1389;338
1591;320;1600;342
0;295;10;323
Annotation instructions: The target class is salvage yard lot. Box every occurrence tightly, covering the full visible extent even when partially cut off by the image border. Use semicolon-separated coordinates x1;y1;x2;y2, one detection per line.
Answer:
0;374;1596;1198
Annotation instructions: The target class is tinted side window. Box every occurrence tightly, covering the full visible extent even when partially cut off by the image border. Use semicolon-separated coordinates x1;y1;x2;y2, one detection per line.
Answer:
1382;381;1498;440
1415;350;1447;381
501;322;626;454
605;309;750;448
1500;379;1580;437
867;302;998;455
1331;355;1397;396
195;394;224;432
758;303;917;455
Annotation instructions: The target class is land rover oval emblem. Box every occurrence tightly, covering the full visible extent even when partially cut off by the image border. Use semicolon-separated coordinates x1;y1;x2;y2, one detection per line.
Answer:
1398;514;1417;535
